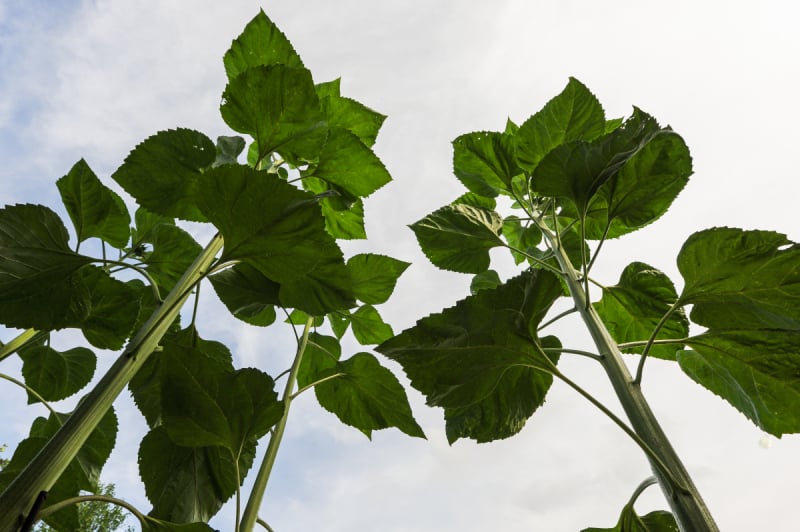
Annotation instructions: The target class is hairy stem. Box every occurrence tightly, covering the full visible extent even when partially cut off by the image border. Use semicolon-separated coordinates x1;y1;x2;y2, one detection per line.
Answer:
0;329;39;363
239;317;314;532
537;220;718;532
0;233;224;532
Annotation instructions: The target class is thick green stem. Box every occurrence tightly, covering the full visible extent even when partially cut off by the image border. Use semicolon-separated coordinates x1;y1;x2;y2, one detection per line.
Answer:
0;233;224;532
539;223;718;532
0;329;39;363
239;317;314;532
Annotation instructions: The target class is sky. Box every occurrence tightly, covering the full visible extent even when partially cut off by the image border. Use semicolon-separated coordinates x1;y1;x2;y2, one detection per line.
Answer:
1;1;800;530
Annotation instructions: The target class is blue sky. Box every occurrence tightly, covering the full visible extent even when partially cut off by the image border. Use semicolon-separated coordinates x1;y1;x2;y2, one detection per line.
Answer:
2;1;800;530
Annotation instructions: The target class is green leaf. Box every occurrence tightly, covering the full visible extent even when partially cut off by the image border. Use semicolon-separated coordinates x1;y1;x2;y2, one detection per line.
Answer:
470;269;501;294
111;128;216;222
19;345;95;403
310;127;391;198
502;216;542;265
0;204;94;330
220;65;327;165
452;130;521;197
350;305;394;345
594;262;688;360
195;166;353;314
129;326;234;428
79;266;142;349
297;333;341;389
0;408;117;531
347;253;410;305
327;311;351;339
212;135;246;167
301;175;367;240
583;508;678;532
378;269;564;443
593;130;691;238
680;329;800;436
139;426;255;524
285;309;324;327
133;214;202;295
142;518;218;532
318;85;386;147
677;228;800;329
514;77;606;173
410;203;504;274
56;158;131;248
451;192;497;210
313;352;425;439
223;9;304;80
209;263;279;326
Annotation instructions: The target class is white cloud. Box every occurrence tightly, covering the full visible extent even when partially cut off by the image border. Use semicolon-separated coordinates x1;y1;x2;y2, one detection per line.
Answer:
2;1;800;531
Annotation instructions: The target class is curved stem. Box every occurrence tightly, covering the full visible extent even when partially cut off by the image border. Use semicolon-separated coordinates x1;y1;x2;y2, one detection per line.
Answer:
37;494;148;525
0;329;39;363
628;476;658;507
586;222;612;274
239;317;315;532
542;348;603;362
257;517;275;532
503;244;564;276
0;374;59;420
550;368;688;494
633;301;682;385
290;372;345;399
538;307;577;332
617;338;687;351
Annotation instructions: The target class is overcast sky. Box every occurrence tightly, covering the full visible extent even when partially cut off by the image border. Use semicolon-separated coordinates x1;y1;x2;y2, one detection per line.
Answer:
2;1;800;531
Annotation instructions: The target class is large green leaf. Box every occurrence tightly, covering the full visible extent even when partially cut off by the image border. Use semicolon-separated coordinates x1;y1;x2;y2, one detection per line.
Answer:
346;253;410;305
136;223;202;294
222;9;304;80
209;263;280;326
452;130;521;197
112;129;216;222
195;166;353;314
514;77;606;173
410;203;504;274
677;228;800;329
502;215;542;265
19;345;95;404
594;262;688;360
220;65;327;165
129;326;234;428
297;332;340;388
139;426;255;524
378;269;564;443
314;352;425;439
57;158;130;248
0;204;94;330
591;130;691;238
309;127;391;198
79;266;142;349
680;329;800;436
317;79;386;147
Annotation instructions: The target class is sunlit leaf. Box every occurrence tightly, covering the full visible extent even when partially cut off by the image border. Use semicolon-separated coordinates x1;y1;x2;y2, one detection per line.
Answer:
350;305;393;345
410;203;504;273
112;129;216;222
347;253;410;305
514;77;606;173
310;127;391;198
452;130;521;197
57;158;130;248
317;80;386;147
678;228;800;329
594;262;688;360
680;329;800;436
378;269;564;443
220;65;326;165
223;9;304;80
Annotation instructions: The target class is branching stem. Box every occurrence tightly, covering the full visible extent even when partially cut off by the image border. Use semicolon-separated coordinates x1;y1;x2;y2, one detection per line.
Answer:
633;300;682;385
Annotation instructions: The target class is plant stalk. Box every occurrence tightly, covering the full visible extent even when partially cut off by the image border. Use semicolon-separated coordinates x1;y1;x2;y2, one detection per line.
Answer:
542;224;718;532
239;317;314;532
0;233;224;532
